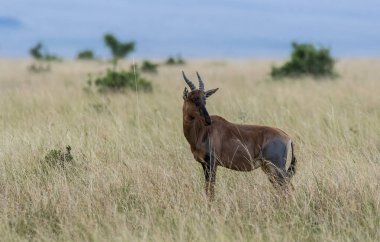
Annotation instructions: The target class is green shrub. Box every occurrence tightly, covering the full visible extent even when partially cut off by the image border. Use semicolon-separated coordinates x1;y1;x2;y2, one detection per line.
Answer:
84;34;151;93
271;42;336;79
165;55;185;65
29;42;61;62
44;54;62;62
43;146;73;169
77;50;95;60
94;69;152;92
141;60;158;73
166;57;176;65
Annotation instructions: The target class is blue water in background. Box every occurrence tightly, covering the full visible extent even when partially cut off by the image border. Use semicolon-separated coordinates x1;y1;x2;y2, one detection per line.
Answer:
1;0;379;58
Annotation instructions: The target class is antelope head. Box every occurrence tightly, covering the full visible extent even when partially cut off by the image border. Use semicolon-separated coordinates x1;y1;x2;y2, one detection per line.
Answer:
182;71;219;125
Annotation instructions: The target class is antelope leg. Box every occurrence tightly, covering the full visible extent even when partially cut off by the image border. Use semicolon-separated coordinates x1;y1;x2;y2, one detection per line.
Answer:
202;153;217;201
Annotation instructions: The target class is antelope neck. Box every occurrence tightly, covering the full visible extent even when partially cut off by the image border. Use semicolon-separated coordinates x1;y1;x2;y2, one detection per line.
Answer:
183;112;209;145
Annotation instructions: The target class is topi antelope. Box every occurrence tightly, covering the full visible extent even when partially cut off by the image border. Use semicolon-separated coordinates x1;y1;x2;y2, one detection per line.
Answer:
181;71;297;200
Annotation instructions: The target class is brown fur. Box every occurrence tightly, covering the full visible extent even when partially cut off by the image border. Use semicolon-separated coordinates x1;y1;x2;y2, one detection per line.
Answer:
183;90;297;200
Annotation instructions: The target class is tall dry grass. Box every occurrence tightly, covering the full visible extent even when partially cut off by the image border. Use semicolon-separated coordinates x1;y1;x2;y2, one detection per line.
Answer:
0;59;379;241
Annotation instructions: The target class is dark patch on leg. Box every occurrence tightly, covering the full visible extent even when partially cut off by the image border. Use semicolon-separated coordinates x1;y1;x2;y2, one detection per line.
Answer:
202;152;217;201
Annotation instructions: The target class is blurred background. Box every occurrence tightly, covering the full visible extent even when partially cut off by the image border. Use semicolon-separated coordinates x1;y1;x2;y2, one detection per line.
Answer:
1;0;380;59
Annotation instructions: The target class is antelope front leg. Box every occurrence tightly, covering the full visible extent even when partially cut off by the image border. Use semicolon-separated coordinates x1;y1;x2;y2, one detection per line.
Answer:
202;154;217;201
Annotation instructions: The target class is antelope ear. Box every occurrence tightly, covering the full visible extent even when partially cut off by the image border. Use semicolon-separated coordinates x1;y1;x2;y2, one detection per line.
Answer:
205;88;219;98
183;87;188;100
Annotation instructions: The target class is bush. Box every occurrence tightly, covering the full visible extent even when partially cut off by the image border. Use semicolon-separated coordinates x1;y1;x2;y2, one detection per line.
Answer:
271;42;336;79
77;50;95;60
44;54;62;62
28;64;50;73
29;42;61;62
141;60;158;73
166;57;176;65
165;55;185;65
94;69;152;92
43;146;73;169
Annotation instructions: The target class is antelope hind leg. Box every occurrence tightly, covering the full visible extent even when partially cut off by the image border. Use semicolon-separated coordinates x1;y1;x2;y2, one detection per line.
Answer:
261;161;292;193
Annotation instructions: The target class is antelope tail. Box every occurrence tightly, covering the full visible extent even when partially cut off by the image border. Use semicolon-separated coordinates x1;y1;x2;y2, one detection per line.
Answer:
287;142;297;178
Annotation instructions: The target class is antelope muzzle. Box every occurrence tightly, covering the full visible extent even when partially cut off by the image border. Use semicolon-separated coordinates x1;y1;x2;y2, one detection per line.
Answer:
199;104;211;125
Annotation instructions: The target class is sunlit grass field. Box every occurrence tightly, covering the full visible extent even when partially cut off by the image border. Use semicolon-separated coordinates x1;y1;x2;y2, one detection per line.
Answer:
0;59;379;241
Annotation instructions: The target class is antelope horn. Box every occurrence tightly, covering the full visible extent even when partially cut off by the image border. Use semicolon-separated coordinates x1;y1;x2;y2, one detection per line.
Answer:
182;71;196;91
196;72;204;92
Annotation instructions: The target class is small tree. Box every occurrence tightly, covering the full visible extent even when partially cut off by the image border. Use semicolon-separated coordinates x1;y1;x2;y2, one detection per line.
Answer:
29;42;44;60
89;33;153;93
77;50;94;60
141;60;158;73
29;42;61;62
29;42;53;72
104;33;135;69
271;42;336;79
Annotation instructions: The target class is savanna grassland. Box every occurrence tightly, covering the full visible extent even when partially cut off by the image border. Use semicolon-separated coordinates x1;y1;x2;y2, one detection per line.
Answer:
0;59;379;241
